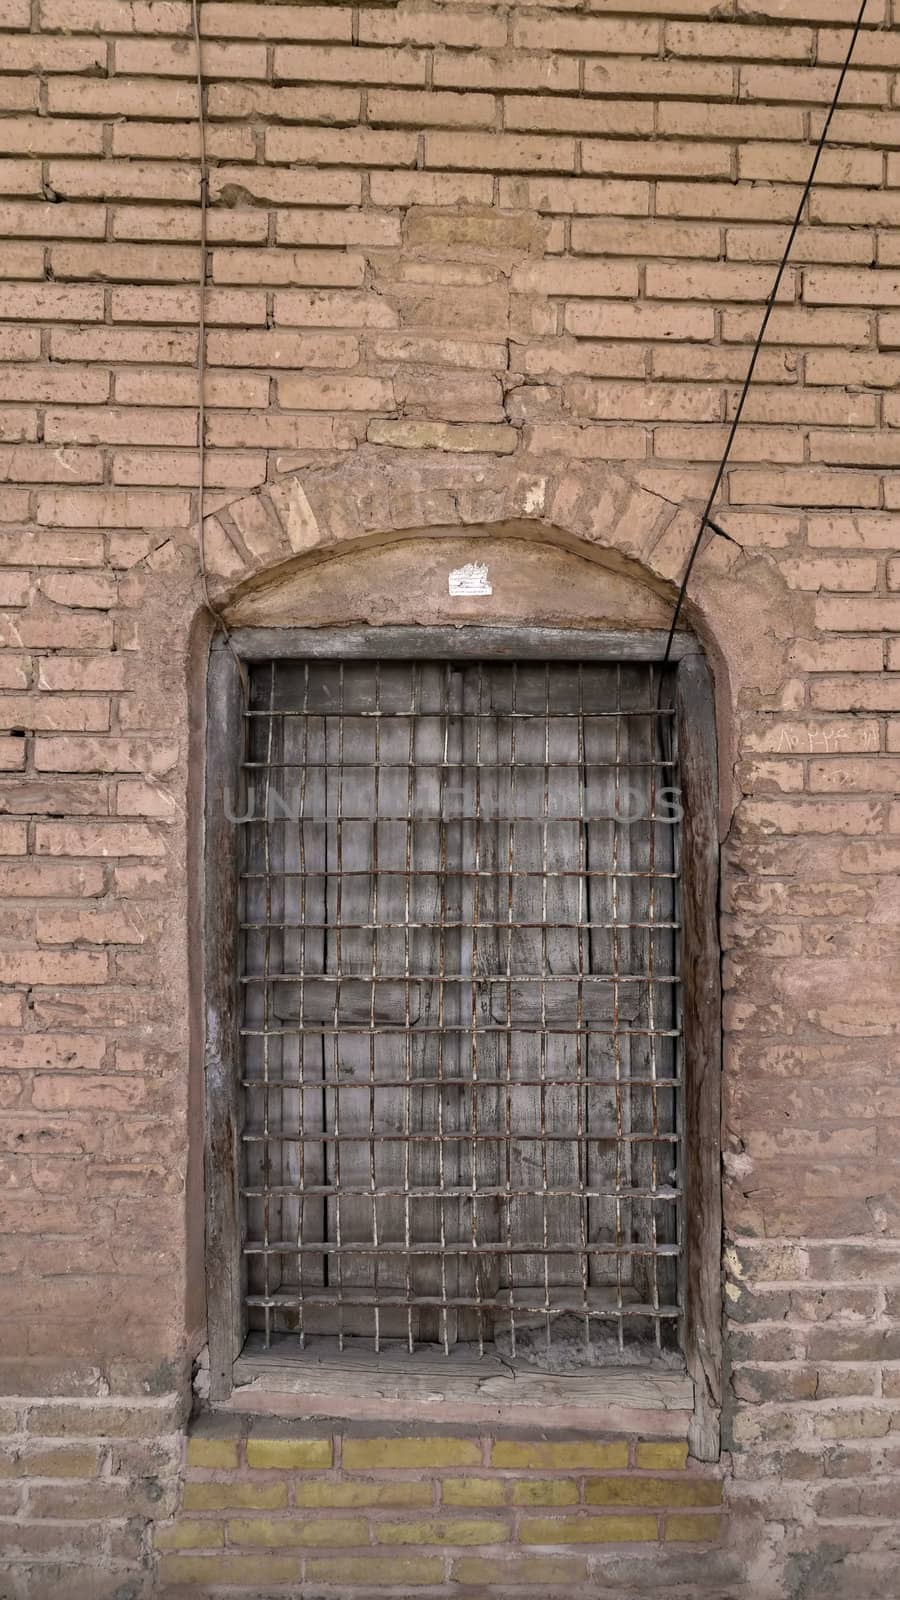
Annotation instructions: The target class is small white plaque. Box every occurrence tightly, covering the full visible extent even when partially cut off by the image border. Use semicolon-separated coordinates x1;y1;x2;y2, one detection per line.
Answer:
448;562;492;597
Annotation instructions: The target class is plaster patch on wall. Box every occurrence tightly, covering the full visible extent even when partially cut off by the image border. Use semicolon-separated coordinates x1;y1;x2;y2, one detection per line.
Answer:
449;562;492;597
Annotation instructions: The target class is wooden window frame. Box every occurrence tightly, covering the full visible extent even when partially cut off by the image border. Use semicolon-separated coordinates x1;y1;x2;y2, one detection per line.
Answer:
203;627;722;1459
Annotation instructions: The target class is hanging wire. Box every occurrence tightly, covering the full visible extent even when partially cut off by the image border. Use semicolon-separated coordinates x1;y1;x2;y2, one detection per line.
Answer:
191;0;249;702
661;0;871;663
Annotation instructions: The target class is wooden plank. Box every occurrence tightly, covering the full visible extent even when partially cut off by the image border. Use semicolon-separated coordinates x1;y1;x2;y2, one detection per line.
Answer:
675;654;723;1463
223;626;699;664
233;1332;694;1412
204;646;247;1401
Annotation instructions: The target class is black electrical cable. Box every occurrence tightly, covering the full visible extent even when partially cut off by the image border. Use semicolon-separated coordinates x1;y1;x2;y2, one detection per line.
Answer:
661;0;871;664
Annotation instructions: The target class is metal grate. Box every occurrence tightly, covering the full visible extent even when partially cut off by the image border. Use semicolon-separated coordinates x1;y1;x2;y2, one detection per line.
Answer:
238;657;683;1363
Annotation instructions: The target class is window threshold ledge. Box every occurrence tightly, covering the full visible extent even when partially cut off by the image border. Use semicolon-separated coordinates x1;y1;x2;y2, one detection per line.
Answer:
222;1337;693;1435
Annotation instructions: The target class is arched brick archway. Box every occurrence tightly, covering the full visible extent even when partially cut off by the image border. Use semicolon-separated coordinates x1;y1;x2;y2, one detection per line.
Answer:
200;447;804;826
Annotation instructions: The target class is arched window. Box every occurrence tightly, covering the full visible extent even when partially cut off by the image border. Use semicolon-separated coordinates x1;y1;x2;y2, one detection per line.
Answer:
205;626;721;1459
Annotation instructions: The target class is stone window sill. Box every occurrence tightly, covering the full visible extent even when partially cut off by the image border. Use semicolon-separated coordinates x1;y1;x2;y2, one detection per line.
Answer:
215;1335;693;1438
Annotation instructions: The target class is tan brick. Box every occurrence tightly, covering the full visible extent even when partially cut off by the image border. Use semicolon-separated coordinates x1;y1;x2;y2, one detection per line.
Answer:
361;6;505;45
183;1480;288;1511
442;1476;508;1507
20;1446;101;1478
207;331;359;369
228;1514;367;1546
729;469;880;509
155;1520;224;1551
426;132;576;173
0;1032;104;1069
185;1437;239;1471
511;1478;581;1506
268;126;418;169
513;15;659;52
492;1441;629;1470
343;1437;481;1470
245;1438;331;1470
506;96;653;136
635;1442;690;1470
158;1554;301;1585
202;4;351;40
368;89;496;128
584;141;732;179
48;159;198;202
306;1557;443;1585
294;1479;432;1508
435;52;579;94
375;1515;509;1545
587;1476;722;1507
521;1513;659;1543
566;304;715;341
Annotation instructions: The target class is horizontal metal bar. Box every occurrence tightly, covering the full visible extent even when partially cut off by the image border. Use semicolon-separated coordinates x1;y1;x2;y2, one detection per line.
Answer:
240;920;680;933
241;1025;680;1038
221;625;697;662
243;1130;679;1145
243;759;677;771
240;869;679;881
242;1184;681;1200
246;708;676;721
244;1241;681;1258
241;973;679;986
237;814;679;825
246;1293;681;1317
242;1078;680;1093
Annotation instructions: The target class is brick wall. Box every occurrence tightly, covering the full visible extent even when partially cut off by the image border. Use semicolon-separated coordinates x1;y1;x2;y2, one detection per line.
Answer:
152;1422;723;1591
2;0;900;1595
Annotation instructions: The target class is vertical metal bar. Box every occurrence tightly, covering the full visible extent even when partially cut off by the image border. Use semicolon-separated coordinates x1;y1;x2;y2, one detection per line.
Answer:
261;664;276;1348
612;664;624;1352
403;663;417;1352
647;666;662;1347
437;663;450;1354
470;664;485;1356
332;662;345;1351
369;661;381;1352
540;663;551;1352
295;661;310;1347
576;664;591;1358
504;663;517;1357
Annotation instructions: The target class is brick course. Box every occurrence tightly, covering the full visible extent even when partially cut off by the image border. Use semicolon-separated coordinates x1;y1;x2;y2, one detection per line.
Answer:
1;0;899;1595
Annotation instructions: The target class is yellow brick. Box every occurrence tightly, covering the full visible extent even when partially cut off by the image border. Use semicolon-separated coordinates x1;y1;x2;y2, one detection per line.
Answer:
246;1437;332;1470
185;1437;239;1470
227;1514;368;1547
665;1512;724;1542
343;1436;480;1469
154;1520;224;1551
586;1476;722;1508
375;1515;509;1545
453;1556;589;1585
511;1478;580;1507
158;1554;301;1584
295;1479;433;1508
520;1514;658;1544
443;1477;507;1507
492;1440;629;1471
183;1480;288;1511
635;1441;689;1470
306;1557;444;1586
